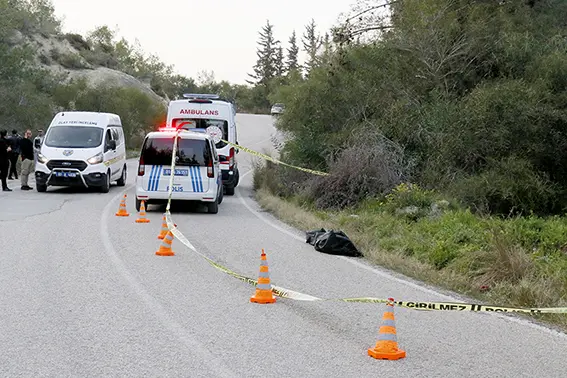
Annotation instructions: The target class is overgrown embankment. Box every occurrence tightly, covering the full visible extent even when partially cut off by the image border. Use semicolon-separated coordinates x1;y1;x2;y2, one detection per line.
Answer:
255;164;567;329
252;0;567;332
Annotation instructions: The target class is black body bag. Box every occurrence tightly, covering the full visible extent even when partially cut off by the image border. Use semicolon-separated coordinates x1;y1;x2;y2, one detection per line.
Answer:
305;228;362;257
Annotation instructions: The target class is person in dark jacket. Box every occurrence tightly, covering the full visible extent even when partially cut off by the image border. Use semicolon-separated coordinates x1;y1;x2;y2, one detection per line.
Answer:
20;129;34;191
7;129;21;180
0;129;12;191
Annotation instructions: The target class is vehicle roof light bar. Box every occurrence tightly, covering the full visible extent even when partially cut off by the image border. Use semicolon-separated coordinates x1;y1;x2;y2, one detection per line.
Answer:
182;93;220;100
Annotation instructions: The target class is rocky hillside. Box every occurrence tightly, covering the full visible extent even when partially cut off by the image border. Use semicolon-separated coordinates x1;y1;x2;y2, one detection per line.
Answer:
6;29;167;105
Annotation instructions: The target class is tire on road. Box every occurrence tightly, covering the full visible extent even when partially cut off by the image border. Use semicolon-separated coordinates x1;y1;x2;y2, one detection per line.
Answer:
100;171;110;193
224;185;235;196
234;168;240;187
217;186;224;205
207;199;219;214
116;165;127;187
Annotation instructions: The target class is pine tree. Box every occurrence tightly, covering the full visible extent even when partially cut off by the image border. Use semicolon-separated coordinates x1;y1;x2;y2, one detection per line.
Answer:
275;46;285;77
286;30;300;73
302;19;323;75
320;33;333;66
247;20;279;87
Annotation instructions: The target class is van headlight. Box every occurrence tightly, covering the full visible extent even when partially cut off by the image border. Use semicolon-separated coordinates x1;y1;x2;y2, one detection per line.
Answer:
37;153;48;164
87;152;103;165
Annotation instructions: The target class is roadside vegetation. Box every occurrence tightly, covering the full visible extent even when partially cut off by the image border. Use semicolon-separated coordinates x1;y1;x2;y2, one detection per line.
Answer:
253;0;567;329
0;0;281;149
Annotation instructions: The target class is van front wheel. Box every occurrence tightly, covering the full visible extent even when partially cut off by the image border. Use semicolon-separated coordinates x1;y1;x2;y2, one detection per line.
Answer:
100;172;110;193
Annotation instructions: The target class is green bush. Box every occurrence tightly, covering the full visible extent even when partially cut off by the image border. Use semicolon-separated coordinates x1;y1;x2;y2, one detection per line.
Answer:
266;0;567;217
79;49;118;69
57;52;87;69
64;33;91;51
52;79;166;149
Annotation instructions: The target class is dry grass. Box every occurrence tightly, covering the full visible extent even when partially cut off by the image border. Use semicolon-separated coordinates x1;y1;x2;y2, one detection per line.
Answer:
257;189;472;293
474;232;535;288
255;189;567;331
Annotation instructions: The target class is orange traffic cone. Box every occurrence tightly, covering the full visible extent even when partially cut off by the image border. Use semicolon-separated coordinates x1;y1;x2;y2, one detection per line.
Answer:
158;214;177;239
135;200;150;223
115;194;129;217
155;230;175;256
368;298;406;360
157;214;168;239
250;249;276;304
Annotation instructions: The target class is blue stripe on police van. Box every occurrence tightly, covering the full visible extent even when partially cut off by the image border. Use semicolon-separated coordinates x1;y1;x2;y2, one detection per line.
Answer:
147;165;156;191
196;166;203;192
153;165;162;191
189;166;199;193
190;166;197;192
190;166;196;192
197;166;204;192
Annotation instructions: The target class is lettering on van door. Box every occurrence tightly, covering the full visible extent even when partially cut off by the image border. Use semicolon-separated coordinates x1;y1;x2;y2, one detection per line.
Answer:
179;109;219;116
166;185;184;192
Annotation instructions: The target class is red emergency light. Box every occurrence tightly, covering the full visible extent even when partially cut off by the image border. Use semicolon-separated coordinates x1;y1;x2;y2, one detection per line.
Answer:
158;120;194;132
158;127;178;132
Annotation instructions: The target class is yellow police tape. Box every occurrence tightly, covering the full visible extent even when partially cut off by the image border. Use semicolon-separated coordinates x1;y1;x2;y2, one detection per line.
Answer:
159;130;567;315
220;139;329;176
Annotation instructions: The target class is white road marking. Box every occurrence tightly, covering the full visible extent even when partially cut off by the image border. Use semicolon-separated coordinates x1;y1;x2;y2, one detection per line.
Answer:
100;186;237;378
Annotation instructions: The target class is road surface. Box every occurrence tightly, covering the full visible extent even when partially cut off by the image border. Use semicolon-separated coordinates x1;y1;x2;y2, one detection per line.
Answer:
1;114;566;377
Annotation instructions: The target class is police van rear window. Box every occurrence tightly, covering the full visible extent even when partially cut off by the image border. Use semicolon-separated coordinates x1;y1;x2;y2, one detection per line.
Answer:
142;137;211;166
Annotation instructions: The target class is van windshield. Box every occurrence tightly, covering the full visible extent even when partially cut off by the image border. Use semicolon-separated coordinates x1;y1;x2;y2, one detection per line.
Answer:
172;118;228;148
142;137;211;166
44;126;103;148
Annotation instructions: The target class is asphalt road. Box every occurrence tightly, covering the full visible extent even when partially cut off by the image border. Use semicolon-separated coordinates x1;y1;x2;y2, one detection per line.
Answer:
1;114;566;377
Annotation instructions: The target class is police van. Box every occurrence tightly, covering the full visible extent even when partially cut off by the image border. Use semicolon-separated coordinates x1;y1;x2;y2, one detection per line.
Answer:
166;94;240;195
35;111;127;193
135;127;223;214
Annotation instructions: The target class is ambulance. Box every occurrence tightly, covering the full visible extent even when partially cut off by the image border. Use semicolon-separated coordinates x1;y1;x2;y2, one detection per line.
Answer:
35;111;127;193
166;94;240;195
135;127;223;214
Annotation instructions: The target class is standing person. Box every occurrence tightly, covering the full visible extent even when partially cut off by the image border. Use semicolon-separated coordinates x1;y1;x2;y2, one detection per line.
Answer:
7;129;21;180
0;129;12;191
20;129;34;191
33;129;44;163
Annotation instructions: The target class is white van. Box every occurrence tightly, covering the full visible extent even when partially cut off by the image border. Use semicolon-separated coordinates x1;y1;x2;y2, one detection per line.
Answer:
35;111;127;193
166;94;240;195
135;128;223;214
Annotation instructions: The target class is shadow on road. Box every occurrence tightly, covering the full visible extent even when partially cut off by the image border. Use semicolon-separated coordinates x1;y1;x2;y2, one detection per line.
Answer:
146;200;212;215
43;185;124;195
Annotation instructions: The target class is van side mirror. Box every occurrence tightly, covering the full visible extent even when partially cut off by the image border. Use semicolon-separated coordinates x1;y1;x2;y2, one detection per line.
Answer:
34;139;41;149
109;140;117;150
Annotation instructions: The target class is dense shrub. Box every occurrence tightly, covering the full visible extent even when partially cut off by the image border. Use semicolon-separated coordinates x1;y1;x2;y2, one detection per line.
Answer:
307;134;406;209
57;52;87;69
64;33;90;51
267;0;567;216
